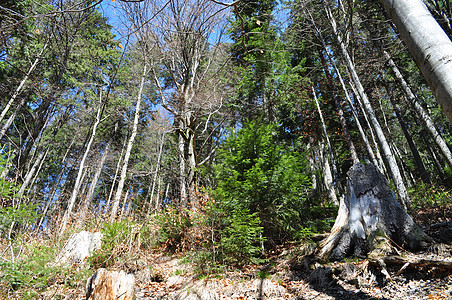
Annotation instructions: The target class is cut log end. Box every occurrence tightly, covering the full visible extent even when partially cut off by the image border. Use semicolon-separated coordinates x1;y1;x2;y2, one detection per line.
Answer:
86;268;135;300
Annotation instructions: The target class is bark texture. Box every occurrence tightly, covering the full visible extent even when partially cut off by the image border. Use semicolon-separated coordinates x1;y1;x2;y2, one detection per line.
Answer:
86;268;135;300
379;0;452;123
319;163;428;261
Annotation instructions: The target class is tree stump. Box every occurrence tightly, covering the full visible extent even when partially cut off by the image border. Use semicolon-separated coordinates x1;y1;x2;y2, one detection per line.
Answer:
53;231;103;267
318;163;430;261
86;268;135;300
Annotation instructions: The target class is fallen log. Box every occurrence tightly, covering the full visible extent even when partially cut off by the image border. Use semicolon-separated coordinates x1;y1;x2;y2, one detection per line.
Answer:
369;254;452;272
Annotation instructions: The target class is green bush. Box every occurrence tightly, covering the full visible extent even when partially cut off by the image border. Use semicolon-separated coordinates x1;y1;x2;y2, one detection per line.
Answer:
0;203;38;239
219;208;265;266
154;206;191;251
88;219;136;269
409;183;452;210
0;242;60;297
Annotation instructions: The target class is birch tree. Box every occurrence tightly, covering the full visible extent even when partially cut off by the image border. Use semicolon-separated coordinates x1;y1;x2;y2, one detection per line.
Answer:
60;91;105;235
110;64;147;219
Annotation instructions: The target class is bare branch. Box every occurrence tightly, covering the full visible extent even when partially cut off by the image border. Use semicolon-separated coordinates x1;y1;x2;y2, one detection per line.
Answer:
209;0;241;7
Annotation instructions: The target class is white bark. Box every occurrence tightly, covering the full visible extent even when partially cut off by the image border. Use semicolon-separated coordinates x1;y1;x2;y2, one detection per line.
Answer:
0;41;48;126
17;148;48;196
349;83;386;174
321;141;338;206
324;2;410;209
307;8;375;167
36;138;74;231
147;133;165;217
105;136;127;212
379;0;452;123
110;64;147;220
313;87;338;205
335;68;380;169
60;92;104;235
79;141;111;225
178;119;188;208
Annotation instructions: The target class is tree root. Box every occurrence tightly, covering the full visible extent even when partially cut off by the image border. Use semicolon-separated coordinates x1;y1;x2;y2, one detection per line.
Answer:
368;254;452;274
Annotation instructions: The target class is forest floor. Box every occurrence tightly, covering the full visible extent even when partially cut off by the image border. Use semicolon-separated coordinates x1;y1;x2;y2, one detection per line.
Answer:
4;203;452;299
128;202;452;299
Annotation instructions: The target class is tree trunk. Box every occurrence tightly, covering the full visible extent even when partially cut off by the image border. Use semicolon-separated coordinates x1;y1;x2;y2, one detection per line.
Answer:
384;82;431;184
36;138;74;231
379;0;452;123
320;141;338;206
17;147;49;197
86;268;135;300
60;92;104;235
383;50;452;170
307;141;318;193
104;136;127;213
0;41;48;126
15;97;54;178
313;87;339;205
147;133;165;217
178;119;188;209
110;64;146;220
318;163;429;261
324;2;410;209
350;83;387;174
310;13;378;168
79;141;111;226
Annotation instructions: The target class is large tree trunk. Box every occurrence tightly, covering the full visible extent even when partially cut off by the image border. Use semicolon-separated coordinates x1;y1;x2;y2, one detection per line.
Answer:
318;163;429;261
379;0;452;123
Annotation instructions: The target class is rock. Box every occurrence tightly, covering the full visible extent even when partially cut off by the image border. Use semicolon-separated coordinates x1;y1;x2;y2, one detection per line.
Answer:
53;231;103;267
86;268;135;300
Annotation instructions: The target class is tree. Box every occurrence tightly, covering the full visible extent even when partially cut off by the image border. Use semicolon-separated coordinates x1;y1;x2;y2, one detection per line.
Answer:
380;0;452;123
120;0;229;208
323;0;410;209
228;0;279;122
214;120;312;243
110;64;147;219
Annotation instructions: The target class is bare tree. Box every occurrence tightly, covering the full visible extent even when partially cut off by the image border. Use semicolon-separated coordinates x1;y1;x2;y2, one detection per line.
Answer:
120;0;229;208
